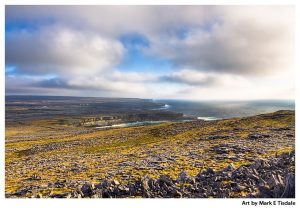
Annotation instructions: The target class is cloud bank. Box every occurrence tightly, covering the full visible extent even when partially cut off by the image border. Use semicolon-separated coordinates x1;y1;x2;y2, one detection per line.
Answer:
5;6;295;100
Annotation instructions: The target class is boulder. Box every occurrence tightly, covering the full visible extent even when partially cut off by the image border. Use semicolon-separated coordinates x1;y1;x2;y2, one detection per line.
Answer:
158;175;174;187
80;182;94;197
177;171;195;184
281;173;295;198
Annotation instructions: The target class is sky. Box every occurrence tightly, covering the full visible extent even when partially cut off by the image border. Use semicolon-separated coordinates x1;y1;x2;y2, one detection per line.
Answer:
5;6;295;100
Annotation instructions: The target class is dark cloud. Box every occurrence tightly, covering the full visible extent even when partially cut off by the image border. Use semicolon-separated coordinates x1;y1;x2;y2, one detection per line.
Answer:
33;78;69;88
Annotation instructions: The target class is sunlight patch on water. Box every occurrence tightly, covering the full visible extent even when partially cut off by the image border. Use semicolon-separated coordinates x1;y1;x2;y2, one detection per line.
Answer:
95;120;165;129
197;116;219;121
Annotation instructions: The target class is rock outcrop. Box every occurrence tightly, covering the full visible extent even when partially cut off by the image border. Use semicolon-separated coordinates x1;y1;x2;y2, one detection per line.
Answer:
7;151;295;198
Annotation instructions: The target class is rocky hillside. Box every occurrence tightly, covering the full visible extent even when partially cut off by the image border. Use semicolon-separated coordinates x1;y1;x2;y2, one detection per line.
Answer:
7;151;295;198
5;110;295;198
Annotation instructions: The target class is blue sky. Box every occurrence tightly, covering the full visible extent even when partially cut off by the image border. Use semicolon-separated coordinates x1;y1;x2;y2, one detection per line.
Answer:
118;33;173;73
5;6;294;100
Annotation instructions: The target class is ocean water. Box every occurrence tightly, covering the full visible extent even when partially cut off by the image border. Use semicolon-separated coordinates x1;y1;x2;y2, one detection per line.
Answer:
95;120;166;129
154;100;295;120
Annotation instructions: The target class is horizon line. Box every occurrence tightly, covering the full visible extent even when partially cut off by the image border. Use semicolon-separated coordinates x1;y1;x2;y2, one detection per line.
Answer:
5;94;295;102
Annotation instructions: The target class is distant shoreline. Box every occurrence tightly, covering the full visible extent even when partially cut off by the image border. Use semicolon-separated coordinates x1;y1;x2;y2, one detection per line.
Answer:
5;95;294;127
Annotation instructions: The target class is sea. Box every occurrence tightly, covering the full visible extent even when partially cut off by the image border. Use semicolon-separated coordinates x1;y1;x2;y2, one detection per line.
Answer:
99;99;295;128
154;100;295;121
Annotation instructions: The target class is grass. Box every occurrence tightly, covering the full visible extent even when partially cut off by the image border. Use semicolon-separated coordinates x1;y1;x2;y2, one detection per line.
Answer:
5;110;295;196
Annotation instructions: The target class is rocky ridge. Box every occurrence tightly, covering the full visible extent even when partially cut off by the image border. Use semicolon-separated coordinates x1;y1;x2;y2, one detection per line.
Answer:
7;151;295;198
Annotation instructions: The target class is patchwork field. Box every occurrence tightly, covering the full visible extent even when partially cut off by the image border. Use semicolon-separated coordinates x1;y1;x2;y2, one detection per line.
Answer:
5;110;295;198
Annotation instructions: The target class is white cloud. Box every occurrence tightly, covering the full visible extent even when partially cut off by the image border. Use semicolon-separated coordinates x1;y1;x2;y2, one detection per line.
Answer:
6;26;124;76
5;6;295;100
148;6;294;75
161;69;248;87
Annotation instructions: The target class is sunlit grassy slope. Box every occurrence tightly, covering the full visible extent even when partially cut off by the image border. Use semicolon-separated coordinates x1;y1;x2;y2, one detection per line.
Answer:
5;110;295;195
